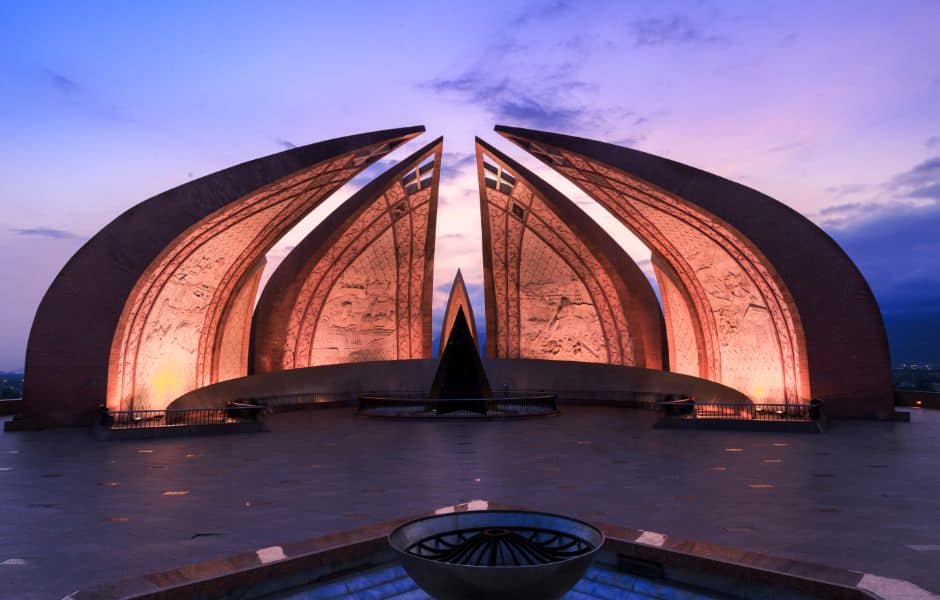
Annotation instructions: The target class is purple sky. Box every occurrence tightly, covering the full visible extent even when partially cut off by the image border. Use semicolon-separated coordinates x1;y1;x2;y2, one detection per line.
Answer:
1;1;939;371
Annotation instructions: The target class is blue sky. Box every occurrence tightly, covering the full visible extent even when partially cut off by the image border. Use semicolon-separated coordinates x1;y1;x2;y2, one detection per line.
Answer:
1;0;938;370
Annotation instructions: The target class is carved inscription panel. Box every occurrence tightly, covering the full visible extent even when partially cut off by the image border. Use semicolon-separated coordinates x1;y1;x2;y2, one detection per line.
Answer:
518;231;607;362
633;203;787;403
309;229;399;366
124;203;283;411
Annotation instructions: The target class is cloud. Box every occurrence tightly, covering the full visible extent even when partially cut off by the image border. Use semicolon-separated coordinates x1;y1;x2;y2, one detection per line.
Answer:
511;0;571;27
42;68;80;95
927;136;939;149
763;140;808;154
12;227;79;240
348;157;398;187
886;155;940;198
818;156;940;362
440;152;475;182
425;71;632;135
824;183;876;199
831;203;940;362
438;233;466;240
817;155;940;229
419;4;647;143
276;137;297;149
427;73;586;131
632;15;724;47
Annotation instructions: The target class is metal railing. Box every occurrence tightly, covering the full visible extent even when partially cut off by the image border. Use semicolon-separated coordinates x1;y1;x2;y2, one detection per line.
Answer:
243;388;676;414
357;393;558;418
509;388;672;409
656;399;823;422
240;390;432;412
99;403;264;430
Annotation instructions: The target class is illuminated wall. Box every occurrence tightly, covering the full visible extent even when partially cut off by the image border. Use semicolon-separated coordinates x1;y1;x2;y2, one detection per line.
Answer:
652;254;703;378
107;137;423;412
16;127;424;426
476;138;664;368
253;139;441;371
439;269;478;354
497;125;895;416
214;257;266;383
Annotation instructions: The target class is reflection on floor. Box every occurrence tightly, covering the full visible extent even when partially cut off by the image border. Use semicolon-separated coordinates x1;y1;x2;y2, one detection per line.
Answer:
275;562;723;599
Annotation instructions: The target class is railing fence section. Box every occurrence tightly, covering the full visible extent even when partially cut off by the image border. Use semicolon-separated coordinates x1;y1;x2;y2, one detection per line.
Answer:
656;399;823;422
100;403;264;430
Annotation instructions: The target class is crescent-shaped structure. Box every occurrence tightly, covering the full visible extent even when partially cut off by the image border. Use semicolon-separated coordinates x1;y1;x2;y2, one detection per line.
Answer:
14;127;424;428
495;125;893;417
476;138;665;368
253;138;442;371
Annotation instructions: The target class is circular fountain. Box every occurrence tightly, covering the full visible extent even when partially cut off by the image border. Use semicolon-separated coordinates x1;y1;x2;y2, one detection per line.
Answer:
388;510;604;599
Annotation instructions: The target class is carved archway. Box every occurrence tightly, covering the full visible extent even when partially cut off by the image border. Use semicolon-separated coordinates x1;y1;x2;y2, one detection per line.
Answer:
16;127;422;426
497;125;893;417
476;138;664;368
253;138;442;370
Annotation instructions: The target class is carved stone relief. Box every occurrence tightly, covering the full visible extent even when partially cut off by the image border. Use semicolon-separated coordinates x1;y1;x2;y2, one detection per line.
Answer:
477;144;646;366
257;142;441;371
108;140;399;411
510;139;808;404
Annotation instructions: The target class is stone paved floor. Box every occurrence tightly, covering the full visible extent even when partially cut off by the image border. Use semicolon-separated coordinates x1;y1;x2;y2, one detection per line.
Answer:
1;407;939;599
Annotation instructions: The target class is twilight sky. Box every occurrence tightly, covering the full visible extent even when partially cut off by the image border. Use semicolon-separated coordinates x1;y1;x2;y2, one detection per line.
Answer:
1;0;938;371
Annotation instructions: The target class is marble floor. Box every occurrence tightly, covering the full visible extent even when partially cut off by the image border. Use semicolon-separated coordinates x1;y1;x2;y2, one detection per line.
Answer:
1;406;938;599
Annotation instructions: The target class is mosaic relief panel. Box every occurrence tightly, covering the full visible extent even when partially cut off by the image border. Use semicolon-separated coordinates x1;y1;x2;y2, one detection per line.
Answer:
518;232;607;362
288;202;395;366
524;195;632;365
408;200;432;355
120;202;286;411
479;151;642;366
109;139;400;412
513;139;807;403
280;149;439;369
623;193;791;403
309;230;398;366
486;203;511;356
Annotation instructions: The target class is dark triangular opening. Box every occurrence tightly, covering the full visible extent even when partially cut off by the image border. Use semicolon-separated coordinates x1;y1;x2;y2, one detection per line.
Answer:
428;307;492;414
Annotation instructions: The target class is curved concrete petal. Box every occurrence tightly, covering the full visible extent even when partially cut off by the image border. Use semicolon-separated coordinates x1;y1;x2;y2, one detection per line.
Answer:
476;137;665;369
18;127;424;427
252;138;442;371
495;125;893;418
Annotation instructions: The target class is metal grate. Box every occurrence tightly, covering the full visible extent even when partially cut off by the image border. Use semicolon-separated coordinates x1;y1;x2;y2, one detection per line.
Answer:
406;526;595;566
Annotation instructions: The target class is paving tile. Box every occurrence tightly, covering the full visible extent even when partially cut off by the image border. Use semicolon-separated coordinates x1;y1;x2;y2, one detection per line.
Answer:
2;408;940;598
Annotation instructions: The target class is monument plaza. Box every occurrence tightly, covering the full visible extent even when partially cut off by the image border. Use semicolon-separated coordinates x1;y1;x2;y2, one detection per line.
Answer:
2;126;937;599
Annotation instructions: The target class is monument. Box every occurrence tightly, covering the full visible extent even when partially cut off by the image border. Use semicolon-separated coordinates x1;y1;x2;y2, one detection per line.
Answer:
9;125;896;427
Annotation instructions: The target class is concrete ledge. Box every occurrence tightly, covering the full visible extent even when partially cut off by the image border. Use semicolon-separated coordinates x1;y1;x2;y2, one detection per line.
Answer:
77;500;908;600
896;391;940;409
0;398;22;417
654;417;826;433
92;421;266;441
